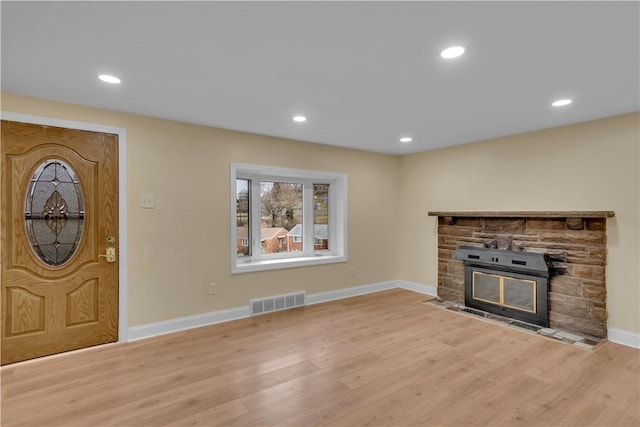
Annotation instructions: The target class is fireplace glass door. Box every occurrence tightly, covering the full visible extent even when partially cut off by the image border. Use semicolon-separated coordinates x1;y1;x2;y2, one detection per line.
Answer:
472;271;536;314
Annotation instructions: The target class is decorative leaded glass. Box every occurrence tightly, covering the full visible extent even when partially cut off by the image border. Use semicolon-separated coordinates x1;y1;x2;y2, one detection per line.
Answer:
24;159;85;266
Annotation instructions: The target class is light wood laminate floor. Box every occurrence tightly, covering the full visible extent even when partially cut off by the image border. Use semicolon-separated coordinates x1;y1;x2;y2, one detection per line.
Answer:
1;289;638;426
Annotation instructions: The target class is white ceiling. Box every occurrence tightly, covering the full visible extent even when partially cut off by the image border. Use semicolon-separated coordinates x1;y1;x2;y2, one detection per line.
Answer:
2;1;638;155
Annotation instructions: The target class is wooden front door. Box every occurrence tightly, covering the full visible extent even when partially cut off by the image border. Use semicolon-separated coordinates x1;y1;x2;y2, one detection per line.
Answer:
1;120;119;365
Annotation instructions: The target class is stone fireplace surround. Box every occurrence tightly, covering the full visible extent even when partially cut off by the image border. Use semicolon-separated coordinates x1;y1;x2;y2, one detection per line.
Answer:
429;211;614;338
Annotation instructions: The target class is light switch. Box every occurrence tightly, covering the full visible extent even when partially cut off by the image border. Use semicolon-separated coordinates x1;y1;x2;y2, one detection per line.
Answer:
139;193;155;209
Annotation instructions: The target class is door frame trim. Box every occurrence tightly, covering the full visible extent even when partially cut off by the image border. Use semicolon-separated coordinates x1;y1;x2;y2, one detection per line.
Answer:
1;111;129;342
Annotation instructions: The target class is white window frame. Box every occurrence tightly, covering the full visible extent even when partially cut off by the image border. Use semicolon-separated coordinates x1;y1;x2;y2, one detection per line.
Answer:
230;163;347;274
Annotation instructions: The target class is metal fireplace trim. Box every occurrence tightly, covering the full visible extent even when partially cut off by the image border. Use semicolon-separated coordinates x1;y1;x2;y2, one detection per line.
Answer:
465;265;549;326
454;246;553;327
453;246;553;277
471;270;537;314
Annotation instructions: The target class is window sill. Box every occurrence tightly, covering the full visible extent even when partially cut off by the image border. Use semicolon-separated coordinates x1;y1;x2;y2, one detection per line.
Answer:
232;254;347;274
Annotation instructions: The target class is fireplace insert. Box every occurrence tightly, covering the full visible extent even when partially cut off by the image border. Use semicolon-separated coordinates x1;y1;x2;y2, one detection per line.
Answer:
453;246;554;327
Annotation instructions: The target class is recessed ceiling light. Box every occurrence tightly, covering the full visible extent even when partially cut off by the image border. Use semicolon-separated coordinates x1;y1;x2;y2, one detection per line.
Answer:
293;115;307;122
98;74;121;84
440;46;465;59
399;137;413;143
551;99;573;107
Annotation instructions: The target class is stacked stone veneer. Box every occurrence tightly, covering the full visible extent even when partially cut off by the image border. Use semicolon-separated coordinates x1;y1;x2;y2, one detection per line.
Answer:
436;216;608;337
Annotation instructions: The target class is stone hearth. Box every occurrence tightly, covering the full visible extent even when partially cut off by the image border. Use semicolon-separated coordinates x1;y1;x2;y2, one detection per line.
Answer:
429;211;614;338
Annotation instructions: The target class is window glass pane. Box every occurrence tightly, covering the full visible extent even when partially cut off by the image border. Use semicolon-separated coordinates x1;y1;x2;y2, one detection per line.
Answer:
260;181;302;254
24;159;85;266
236;179;250;257
313;184;329;251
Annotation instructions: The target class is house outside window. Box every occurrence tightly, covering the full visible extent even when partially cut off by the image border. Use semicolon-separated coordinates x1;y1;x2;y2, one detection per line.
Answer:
231;163;347;273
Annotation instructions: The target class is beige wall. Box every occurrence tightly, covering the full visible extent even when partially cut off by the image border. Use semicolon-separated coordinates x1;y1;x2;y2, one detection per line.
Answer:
1;93;401;326
398;113;640;334
2;93;638;336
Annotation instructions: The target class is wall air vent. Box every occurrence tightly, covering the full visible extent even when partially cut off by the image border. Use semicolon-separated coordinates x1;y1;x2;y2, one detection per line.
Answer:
250;292;305;316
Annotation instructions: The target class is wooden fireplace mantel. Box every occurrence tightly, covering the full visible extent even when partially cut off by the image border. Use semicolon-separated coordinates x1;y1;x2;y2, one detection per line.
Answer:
427;211;615;219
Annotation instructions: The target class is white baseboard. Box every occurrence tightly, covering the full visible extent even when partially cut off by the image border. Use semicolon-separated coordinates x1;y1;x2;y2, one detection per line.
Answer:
127;280;412;342
128;281;640;351
128;306;250;342
305;280;397;305
607;327;640;349
397;280;438;296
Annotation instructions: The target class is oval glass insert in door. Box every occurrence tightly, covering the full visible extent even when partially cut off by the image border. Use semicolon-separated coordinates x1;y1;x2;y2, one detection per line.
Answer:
24;159;85;266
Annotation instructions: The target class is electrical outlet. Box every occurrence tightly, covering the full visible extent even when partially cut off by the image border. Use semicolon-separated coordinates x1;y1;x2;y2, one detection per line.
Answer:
139;193;155;209
208;283;216;295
